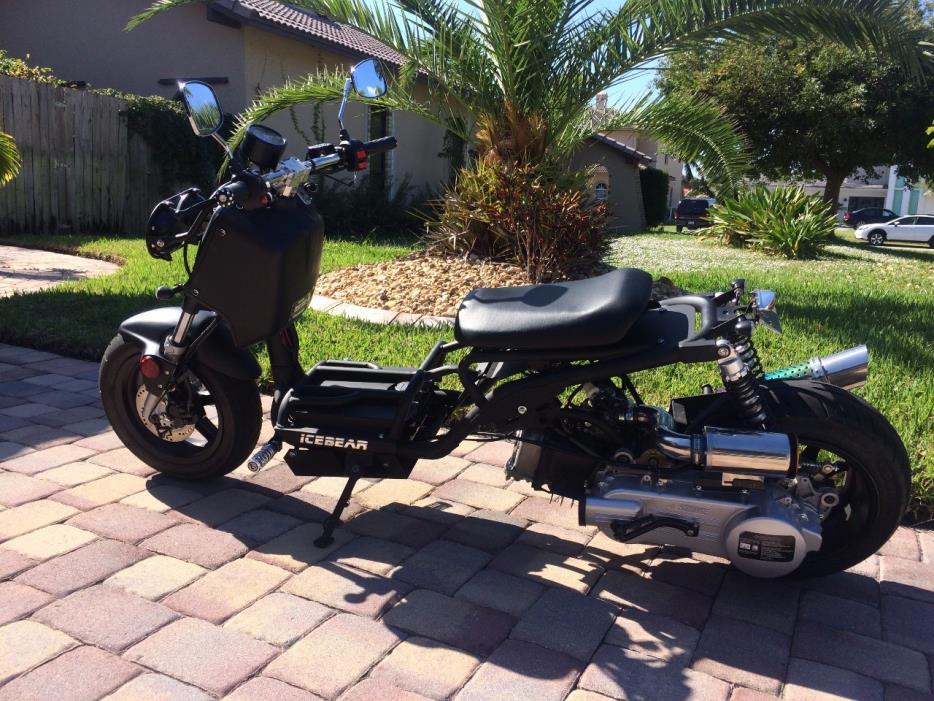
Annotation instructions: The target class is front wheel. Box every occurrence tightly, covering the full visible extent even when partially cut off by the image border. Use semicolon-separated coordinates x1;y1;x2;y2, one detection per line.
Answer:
763;380;911;578
867;230;886;246
100;335;262;480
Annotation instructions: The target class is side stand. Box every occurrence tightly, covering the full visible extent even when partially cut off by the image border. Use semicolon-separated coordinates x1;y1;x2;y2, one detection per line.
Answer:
314;475;359;548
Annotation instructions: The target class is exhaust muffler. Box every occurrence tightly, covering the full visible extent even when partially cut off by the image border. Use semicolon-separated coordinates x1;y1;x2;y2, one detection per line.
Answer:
655;426;793;476
765;345;869;390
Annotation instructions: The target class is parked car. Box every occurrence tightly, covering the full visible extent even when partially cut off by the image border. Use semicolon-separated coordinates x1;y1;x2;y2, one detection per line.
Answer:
674;198;714;232
843;207;897;228
854;215;934;247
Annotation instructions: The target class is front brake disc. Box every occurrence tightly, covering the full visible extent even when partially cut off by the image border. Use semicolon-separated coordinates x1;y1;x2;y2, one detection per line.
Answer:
135;385;196;442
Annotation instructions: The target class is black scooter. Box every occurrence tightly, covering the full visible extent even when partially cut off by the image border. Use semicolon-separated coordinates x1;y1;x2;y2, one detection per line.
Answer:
101;59;910;579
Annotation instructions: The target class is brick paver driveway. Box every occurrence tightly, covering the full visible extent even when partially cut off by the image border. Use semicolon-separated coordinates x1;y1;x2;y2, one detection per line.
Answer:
0;343;931;700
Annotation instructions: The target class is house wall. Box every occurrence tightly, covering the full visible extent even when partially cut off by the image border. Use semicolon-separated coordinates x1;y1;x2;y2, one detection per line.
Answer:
606;128;683;218
0;0;248;109
571;143;646;232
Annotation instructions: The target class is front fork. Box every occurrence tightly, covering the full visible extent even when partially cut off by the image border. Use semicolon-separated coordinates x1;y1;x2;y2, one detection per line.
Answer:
139;301;199;421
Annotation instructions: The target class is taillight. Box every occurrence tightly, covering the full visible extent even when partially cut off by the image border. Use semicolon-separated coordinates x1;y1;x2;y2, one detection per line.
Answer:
139;355;162;379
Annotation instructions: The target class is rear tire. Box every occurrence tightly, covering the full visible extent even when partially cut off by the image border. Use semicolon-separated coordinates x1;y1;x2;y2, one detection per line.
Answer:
928;236;934;249
867;230;886;246
99;334;262;480
676;225;684;233
763;380;911;578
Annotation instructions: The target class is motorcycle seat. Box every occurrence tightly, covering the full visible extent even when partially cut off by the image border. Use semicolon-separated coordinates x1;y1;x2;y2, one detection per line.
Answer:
454;268;654;350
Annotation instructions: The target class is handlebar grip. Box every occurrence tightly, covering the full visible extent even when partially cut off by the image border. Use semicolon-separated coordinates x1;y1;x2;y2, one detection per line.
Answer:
220;180;251;207
363;136;397;155
218;173;268;210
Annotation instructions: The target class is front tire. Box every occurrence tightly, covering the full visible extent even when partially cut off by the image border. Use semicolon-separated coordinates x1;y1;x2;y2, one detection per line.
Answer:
867;230;886;246
763;380;911;578
100;335;262;480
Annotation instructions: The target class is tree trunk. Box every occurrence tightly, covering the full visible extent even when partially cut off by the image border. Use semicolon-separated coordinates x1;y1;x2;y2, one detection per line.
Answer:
822;171;847;211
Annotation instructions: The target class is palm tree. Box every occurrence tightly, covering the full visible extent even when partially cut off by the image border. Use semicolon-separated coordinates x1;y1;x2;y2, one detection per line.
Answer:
131;0;924;272
0;127;20;187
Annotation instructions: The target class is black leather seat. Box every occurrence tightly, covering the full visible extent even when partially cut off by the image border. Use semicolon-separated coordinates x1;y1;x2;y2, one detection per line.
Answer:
454;268;653;350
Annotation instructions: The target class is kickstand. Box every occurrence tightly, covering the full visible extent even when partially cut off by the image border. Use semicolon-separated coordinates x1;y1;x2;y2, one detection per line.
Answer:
314;475;359;548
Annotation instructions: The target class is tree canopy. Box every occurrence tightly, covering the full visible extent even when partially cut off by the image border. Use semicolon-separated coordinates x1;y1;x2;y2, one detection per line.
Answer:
658;4;934;204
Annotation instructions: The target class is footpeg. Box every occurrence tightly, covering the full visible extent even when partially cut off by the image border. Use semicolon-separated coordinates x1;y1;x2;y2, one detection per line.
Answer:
247;440;281;472
611;515;699;542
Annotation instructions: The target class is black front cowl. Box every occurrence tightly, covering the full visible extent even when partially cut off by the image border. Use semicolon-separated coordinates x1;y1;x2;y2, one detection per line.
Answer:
188;198;325;347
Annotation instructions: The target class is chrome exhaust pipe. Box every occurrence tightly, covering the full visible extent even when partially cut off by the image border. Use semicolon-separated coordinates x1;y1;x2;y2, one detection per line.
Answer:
655;427;793;476
810;345;869;390
765;345;869;390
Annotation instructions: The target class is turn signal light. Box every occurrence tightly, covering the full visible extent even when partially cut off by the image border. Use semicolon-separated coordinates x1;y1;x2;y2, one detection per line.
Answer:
139;355;162;379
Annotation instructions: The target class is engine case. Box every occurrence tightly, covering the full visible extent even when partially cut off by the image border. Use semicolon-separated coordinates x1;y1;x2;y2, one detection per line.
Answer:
582;474;822;577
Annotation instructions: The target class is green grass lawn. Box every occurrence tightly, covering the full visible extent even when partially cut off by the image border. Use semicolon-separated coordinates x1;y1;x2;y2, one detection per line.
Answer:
0;233;449;371
0;228;931;507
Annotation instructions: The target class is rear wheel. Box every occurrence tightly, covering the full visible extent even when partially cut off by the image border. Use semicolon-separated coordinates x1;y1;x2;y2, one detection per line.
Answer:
676;225;684;233
763;381;911;578
100;335;262;480
928;235;934;249
867;230;886;246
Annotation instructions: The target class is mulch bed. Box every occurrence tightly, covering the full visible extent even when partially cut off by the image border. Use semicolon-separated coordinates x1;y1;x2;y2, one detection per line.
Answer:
316;253;685;317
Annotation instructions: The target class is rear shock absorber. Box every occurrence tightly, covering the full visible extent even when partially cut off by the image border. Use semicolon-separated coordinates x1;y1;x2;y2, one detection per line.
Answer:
716;338;770;428
733;336;763;378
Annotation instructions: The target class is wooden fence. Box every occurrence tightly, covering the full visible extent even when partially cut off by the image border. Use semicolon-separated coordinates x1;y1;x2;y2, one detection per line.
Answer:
0;75;165;235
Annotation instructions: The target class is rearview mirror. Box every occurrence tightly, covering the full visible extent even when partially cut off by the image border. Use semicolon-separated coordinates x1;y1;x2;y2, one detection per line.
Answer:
350;59;387;99
178;81;223;137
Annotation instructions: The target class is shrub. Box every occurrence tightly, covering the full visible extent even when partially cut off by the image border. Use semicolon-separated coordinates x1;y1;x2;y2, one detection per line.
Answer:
640;167;671;227
0;50;63;86
704;186;836;259
425;162;608;282
313;175;431;240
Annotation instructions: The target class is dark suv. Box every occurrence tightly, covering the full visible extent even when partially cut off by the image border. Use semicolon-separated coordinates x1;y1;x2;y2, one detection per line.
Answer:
843;207;897;228
674;198;713;231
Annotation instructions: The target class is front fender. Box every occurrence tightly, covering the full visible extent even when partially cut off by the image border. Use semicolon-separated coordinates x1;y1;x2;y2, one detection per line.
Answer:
118;307;261;381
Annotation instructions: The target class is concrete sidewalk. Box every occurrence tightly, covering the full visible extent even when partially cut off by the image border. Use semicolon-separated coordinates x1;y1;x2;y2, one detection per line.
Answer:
0;245;118;297
0;343;930;700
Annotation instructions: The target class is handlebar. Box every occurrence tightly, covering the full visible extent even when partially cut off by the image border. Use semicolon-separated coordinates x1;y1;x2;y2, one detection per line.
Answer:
213;136;398;209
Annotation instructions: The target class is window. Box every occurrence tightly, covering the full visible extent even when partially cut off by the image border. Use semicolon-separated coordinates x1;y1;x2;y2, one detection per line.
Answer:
594;183;609;201
896;217;917;225
915;216;934;225
848;197;886;212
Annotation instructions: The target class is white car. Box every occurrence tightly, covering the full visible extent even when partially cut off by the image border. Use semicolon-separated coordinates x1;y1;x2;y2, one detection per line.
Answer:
854;215;934;247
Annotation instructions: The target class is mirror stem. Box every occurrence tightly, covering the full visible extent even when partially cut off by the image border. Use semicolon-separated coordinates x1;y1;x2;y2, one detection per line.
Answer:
211;133;245;175
336;77;352;131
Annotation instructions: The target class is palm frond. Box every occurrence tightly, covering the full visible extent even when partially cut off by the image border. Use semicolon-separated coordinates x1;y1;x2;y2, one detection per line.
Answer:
230;67;469;149
0;130;21;187
585;94;750;196
597;0;925;79
126;0;198;30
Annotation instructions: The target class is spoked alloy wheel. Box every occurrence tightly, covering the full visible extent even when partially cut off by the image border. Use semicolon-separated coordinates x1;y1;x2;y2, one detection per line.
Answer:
763;380;910;578
867;231;886;246
100;334;262;480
